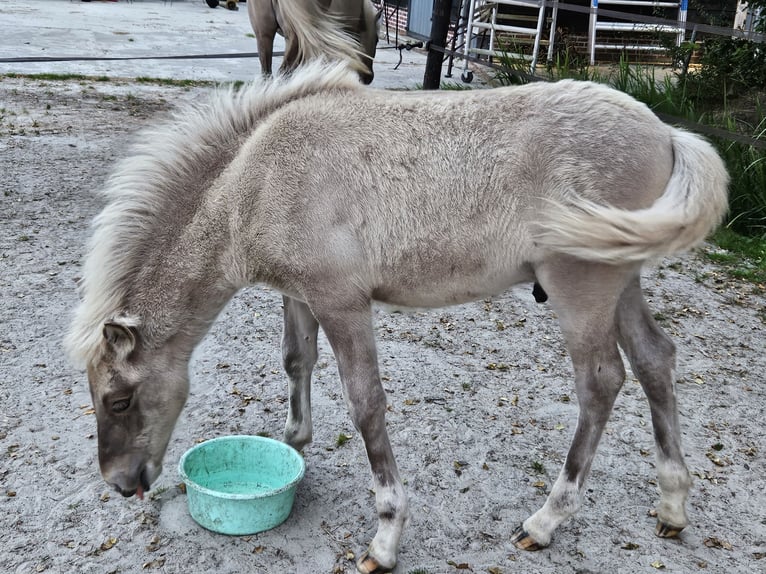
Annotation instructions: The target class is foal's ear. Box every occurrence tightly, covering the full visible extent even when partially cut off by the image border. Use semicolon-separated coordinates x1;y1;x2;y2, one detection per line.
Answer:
102;321;137;359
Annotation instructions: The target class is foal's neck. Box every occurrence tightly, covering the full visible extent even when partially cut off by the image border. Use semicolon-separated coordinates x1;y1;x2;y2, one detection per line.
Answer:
128;191;246;353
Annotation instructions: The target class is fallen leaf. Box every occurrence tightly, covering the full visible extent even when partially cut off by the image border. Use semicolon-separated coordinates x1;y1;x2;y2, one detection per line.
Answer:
488;567;503;574
532;481;546;489
706;452;728;467
146;536;161;552
142;558;166;569
703;537;733;550
650;560;665;569
486;363;509;371
252;545;265;554
621;542;640;550
446;560;473;570
100;537;118;551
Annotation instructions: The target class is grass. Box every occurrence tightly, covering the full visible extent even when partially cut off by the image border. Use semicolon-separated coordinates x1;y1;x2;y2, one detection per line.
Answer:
3;72;111;82
2;72;211;88
134;77;211;88
708;228;766;285
336;433;352;447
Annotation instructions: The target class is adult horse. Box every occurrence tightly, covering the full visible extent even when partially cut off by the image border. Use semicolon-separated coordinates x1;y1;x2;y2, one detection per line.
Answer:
247;0;379;83
66;62;728;574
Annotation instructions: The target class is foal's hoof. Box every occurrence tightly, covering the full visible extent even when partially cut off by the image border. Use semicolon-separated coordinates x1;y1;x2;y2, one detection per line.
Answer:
357;550;393;574
655;520;685;539
511;525;546;551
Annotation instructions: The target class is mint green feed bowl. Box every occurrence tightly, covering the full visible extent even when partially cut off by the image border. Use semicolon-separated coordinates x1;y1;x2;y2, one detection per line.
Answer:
178;435;305;535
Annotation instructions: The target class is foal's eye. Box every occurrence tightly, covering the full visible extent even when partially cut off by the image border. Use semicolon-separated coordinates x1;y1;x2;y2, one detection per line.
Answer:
112;398;131;413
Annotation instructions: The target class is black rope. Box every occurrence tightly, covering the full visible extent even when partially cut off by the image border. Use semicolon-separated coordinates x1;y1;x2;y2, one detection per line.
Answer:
0;52;274;64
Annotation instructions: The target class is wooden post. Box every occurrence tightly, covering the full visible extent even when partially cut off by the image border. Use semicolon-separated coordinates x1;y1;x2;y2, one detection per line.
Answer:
423;0;453;90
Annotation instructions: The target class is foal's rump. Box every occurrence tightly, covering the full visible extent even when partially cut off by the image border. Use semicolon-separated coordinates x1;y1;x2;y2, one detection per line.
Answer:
535;128;729;264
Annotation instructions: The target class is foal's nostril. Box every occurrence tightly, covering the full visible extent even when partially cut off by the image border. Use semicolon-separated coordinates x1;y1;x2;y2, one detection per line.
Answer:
112;483;137;498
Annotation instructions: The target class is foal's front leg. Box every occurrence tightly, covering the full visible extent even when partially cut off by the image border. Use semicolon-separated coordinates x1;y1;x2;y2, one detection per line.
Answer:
313;301;408;574
281;296;319;451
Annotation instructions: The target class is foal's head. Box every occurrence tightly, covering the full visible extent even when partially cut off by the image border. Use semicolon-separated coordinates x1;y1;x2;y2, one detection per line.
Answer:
86;315;189;499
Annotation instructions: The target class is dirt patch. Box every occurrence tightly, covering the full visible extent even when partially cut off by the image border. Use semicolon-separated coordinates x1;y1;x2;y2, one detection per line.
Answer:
1;77;765;574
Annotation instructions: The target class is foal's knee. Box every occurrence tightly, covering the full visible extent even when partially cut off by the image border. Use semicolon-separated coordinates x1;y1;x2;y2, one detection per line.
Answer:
282;345;317;380
343;378;387;434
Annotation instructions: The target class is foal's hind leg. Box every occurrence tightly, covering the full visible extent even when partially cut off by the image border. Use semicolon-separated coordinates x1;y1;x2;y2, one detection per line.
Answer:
616;276;691;537
310;299;408;574
512;260;630;550
281;296;319;451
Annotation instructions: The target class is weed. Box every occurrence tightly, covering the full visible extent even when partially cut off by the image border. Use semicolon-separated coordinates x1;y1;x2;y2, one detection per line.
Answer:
336;433;352;447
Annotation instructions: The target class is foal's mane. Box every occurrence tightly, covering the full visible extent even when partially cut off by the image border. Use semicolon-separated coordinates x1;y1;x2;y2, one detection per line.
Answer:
65;62;362;367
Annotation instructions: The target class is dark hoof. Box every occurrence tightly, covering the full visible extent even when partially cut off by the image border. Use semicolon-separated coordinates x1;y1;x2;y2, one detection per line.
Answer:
511;524;546;551
357;550;393;574
655;520;685;538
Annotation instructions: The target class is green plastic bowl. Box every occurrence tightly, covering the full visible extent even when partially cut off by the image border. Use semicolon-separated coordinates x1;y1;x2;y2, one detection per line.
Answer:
178;435;305;535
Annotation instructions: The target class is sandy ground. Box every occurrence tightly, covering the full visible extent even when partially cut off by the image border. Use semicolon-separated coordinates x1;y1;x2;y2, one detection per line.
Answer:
1;3;766;574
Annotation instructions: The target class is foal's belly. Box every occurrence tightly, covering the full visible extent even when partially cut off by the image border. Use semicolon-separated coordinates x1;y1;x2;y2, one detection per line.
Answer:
371;266;534;309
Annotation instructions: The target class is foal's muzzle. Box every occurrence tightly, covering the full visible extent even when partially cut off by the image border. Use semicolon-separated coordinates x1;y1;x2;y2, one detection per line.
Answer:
105;462;160;499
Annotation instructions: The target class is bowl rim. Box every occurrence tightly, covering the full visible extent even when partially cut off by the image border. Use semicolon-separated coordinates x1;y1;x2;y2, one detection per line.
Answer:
178;435;306;501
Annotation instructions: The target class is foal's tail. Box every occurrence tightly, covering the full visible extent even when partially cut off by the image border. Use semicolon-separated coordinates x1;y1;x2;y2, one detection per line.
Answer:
535;129;730;263
277;0;368;77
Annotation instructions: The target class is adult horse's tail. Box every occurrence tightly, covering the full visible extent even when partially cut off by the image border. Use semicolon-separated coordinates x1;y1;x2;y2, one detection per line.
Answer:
536;129;729;263
277;0;369;79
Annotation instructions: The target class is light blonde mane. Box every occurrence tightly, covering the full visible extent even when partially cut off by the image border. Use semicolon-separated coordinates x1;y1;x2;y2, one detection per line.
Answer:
64;62;362;368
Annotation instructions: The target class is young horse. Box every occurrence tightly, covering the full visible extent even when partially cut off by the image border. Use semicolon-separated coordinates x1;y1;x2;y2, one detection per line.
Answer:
247;0;379;83
65;62;728;574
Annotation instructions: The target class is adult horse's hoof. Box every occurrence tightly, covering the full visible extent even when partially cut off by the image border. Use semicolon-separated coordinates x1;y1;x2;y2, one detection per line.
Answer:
655;520;685;538
511;525;547;551
357;550;393;574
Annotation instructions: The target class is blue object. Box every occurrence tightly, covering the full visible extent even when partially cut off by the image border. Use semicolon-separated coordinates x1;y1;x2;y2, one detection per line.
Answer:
179;435;305;535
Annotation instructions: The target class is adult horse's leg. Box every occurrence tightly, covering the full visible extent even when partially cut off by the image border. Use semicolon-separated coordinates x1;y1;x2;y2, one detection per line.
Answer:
247;0;277;76
512;259;630;550
615;276;691;537
281;296;319;451
312;299;407;574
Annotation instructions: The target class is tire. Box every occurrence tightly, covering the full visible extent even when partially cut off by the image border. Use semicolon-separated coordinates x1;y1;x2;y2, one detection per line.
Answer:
206;0;219;8
461;70;473;83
